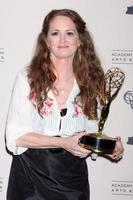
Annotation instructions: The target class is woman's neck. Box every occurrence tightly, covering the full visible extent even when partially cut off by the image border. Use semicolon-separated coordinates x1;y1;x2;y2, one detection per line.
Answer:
51;57;74;81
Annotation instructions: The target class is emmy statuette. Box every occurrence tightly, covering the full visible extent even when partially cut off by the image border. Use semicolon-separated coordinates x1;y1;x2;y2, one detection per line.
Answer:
79;67;125;155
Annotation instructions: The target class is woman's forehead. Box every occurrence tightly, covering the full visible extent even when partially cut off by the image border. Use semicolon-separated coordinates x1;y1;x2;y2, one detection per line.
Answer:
48;15;76;30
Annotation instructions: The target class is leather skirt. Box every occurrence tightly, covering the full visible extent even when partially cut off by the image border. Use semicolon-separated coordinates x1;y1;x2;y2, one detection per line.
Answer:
7;148;90;200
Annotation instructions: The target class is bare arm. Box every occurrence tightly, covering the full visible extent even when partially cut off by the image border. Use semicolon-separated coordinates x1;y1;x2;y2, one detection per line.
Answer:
16;132;64;149
16;132;92;158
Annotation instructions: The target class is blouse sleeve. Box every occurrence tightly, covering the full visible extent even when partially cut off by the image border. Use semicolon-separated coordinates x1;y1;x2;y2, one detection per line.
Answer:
5;70;35;155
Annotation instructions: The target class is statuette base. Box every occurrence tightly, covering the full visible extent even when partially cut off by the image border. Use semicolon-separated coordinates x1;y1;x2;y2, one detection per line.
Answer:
79;133;116;154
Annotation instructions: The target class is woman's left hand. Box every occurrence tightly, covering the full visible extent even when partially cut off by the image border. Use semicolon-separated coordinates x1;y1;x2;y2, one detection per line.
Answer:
107;137;124;161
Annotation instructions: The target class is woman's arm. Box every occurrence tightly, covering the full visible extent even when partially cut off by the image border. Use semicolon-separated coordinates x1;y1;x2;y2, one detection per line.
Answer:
16;131;92;158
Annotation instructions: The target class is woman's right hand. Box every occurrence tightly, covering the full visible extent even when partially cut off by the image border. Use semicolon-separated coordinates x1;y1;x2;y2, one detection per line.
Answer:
60;132;92;158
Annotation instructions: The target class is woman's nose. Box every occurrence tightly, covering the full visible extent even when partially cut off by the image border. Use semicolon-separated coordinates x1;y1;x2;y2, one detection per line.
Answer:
59;34;66;43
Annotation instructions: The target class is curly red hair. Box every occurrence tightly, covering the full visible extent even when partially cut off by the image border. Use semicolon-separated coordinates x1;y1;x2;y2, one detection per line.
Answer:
27;9;104;119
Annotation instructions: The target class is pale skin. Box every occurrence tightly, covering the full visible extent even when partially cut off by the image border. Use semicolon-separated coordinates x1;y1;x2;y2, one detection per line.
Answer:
16;16;124;159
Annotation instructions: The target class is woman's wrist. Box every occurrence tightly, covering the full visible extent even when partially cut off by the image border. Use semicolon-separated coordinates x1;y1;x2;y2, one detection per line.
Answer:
53;136;66;149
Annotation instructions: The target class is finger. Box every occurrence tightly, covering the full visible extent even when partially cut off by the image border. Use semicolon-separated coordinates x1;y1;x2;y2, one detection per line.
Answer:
74;146;91;156
75;131;86;139
77;144;92;154
115;136;121;142
74;152;89;158
114;138;124;153
75;154;86;158
111;150;124;160
114;142;124;155
113;153;123;160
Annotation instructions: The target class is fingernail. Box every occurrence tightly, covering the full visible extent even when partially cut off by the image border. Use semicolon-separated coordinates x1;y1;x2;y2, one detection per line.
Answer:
116;137;121;142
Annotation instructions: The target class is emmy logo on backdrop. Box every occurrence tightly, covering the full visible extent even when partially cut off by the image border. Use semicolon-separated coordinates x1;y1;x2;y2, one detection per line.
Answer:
124;91;133;109
126;6;133;15
124;91;133;145
79;67;125;159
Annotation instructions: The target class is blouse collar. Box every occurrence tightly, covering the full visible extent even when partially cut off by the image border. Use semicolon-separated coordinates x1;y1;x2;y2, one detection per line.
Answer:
47;78;80;102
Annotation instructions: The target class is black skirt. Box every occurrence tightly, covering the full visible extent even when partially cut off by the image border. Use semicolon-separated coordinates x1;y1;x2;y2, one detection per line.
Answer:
7;148;90;200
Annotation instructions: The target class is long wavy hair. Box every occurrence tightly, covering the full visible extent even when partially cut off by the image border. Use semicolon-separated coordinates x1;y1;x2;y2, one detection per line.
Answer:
27;9;104;119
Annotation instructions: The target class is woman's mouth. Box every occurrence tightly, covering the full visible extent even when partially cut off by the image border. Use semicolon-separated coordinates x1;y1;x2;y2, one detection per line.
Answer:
57;45;69;48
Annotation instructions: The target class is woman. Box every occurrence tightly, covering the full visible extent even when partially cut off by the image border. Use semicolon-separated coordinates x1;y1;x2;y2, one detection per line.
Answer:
5;9;124;200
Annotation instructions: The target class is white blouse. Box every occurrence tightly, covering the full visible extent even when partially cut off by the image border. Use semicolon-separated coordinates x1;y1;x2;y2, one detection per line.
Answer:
5;69;98;155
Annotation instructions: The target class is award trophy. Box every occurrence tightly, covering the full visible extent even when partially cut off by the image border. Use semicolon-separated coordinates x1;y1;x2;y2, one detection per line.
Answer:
79;67;125;155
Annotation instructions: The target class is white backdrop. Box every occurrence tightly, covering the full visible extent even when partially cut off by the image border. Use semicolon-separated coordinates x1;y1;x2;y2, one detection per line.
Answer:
0;0;133;199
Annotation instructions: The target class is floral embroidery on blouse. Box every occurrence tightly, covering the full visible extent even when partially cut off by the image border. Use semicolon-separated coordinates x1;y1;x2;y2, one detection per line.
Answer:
72;99;83;117
28;93;83;117
40;98;55;116
28;93;56;116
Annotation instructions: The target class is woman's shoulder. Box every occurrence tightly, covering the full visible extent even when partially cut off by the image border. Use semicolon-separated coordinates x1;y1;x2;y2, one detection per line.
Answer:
13;67;30;92
15;67;29;83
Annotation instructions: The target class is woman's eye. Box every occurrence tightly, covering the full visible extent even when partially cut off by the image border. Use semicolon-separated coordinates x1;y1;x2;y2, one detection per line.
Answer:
66;32;75;36
51;32;59;36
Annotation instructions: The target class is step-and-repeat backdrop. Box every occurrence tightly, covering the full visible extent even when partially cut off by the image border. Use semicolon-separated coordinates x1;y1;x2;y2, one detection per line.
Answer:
0;0;133;199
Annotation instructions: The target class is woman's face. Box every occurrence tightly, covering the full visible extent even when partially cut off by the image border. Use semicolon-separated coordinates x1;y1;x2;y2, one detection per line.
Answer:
46;15;80;60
